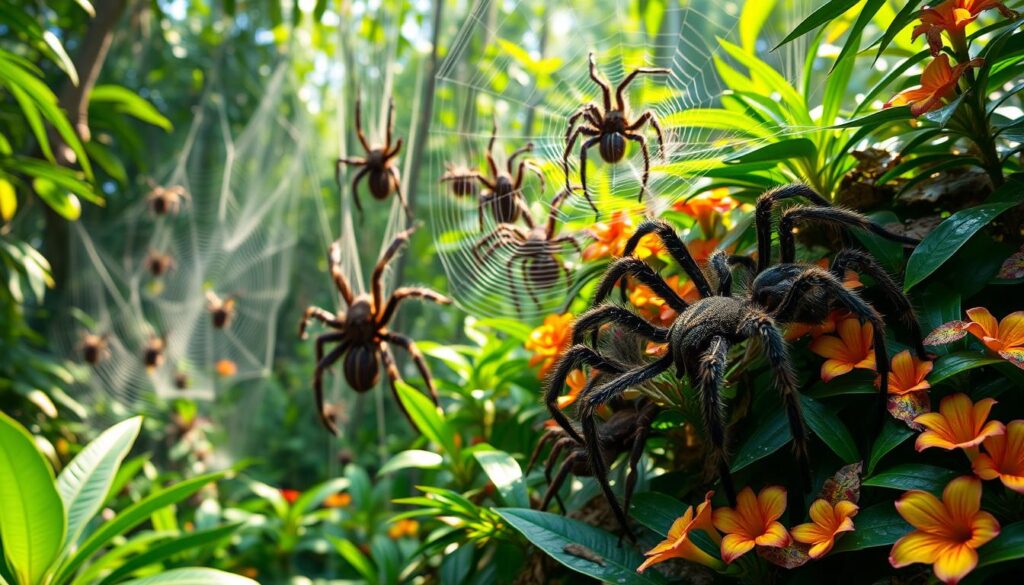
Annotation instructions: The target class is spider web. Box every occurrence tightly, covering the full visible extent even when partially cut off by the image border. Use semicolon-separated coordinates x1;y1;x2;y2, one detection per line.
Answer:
427;0;822;319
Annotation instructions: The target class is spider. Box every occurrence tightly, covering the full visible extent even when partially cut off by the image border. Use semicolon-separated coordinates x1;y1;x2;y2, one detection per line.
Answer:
563;52;669;214
439;162;479;198
206;291;236;330
147;184;190;216
527;398;660;516
80;332;110;365
174;371;189;390
142;336;166;372
474;186;582;312
447;118;545;231
298;226;452;435
335;95;409;217
145;250;175;277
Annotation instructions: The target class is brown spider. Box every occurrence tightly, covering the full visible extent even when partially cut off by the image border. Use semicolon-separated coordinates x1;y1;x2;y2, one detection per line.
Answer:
174;371;189;389
445;118;545;231
80;332;110;365
335;96;409;216
474;187;582;312
142;336;166;372
147;184;190;216
563;52;669;213
439;162;479;198
205;291;236;330
299;226;452;435
145;250;175;277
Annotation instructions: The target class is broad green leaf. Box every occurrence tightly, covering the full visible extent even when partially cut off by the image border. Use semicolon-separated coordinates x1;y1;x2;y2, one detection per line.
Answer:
0;177;15;220
660;108;774;139
41;30;77;86
496;508;666;584
731;408;789;472
473;449;528;508
89;85;172;132
726;138;816;165
0;411;66;585
718;39;809;125
830;0;883;75
863;464;958;495
979;521;1024;568
831;502;911;552
33;177;81;220
95;524;241;585
801;395;859;463
58;417;141;551
866;420;913;475
836;105;913;128
739;0;778;52
628;492;686;537
289;477;350;521
329;536;377;583
775;0;860;48
117;568;257;585
930;352;1003;384
379;450;444;475
873;0;926;60
395;380;459;460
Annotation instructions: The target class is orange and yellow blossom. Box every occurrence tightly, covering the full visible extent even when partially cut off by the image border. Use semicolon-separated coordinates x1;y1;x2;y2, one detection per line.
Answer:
323;492;352;508
914;1;1018;55
582;211;662;261
790;499;859;559
525;313;574;378
915;393;1005;452
809;317;876;382
280;488;300;504
785;309;848;341
712;486;790;563
882;350;934;395
637;492;724;573
674;188;739;237
558;369;587;409
973;419;1024;493
884;54;983;116
889;476;1000;584
388;519;419;539
963;307;1024;364
629;275;699;326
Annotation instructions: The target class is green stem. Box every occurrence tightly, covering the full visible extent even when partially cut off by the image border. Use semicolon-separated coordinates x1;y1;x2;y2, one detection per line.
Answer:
951;33;1004;187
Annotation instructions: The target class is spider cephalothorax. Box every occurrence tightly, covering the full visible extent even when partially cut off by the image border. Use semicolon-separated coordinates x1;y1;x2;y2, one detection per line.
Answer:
336;96;408;216
145;250;175;277
299;226;452;434
528;399;659;515
475;187;582;312
147;184;190;216
205;291;236;330
563;52;670;213
142;336;166;371
439;162;479;198
80;333;110;365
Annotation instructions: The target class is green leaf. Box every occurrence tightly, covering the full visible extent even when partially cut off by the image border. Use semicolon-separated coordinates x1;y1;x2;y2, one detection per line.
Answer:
836;105;913;128
775;0;859;48
628;492;686;537
731;408;790;472
0;411;66;585
496;508;666;584
726;138;817;165
288;477;349;521
89;85;172;132
95;524;241;585
801;395;859;463
873;0;926;60
58;416;141;551
739;0;778;52
473;449;529;508
979;521;1024;568
117;568;258;585
395;380;459;460
329;536;377;583
831;502;911;552
930;352;1003;384
379;450;444;475
41;30;78;86
863;464;958;495
867;419;913;475
830;0;883;75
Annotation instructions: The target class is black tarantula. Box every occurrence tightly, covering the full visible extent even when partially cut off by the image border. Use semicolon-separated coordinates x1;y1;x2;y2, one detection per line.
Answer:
336;96;409;216
147;184;190;216
442;118;545;230
546;184;923;538
299;226;451;435
474;187;582;312
563;52;669;214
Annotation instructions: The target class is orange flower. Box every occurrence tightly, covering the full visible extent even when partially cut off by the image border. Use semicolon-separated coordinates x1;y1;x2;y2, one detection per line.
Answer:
583;211;662;261
687;238;721;264
973;419;1024;493
814;258;863;289
809;317;876;382
784;309;848;341
882;350;934;395
525;313;574;378
884;54;983;116
637;491;724;572
280;488;300;504
388;518;419;539
559;369;587;409
914;1;1018;55
323;492;352;508
712;486;790;563
629;275;699;326
889;476;1000;584
674;188;738;237
790;499;858;559
964;307;1024;360
215;359;237;377
914;393;1005;452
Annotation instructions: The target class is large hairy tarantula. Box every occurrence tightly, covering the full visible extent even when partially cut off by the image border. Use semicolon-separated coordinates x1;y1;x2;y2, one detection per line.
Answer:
475;187;582;312
547;183;923;538
299;226;451;435
563;52;669;213
336;96;409;216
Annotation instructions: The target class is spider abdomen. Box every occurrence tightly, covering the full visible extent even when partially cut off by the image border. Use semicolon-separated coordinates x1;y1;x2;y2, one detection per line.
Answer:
489;178;521;223
368;169;395;199
344;345;380;391
599;132;627;163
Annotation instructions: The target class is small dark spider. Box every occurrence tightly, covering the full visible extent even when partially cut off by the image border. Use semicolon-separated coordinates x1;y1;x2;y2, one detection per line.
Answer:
439;162;479;198
145;250;175;277
527;398;659;516
80;332;110;365
174;371;189;389
335;95;409;216
474;187;582;312
563;52;669;213
206;291;236;330
142;336;166;372
147;184;190;216
447;118;545;231
299;226;452;434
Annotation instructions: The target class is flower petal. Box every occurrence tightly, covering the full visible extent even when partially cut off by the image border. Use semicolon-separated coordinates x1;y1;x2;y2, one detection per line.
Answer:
889;531;948;568
932;543;978;585
712;508;745;535
758;486;787;523
807;499;834;529
942;476;982;526
720;533;756;564
966;307;998;340
790;523;828;545
754;522;790;548
967;511;1000;549
916;430;958;452
895;490;952;532
998;311;1024;347
821;360;854;382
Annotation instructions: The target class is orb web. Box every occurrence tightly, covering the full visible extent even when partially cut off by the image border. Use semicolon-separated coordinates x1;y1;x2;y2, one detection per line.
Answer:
427;0;820;319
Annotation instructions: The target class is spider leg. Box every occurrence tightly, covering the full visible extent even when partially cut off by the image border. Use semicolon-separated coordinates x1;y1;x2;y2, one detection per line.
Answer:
599;257;690;311
299;306;342;339
543;437;578;512
741;309;812;494
383;332;440;405
385;96;395;148
623;220;715;298
627;111;666;159
328;243;356;306
691;335;736;504
551;235;583;257
546;186;576;239
831;249;929;360
572;303;670;346
579;135;603;216
622;131;650;202
522;258;543;310
378;287;451;326
755;184;834;273
709;250;733;297
589;52;612;111
507;142;535;174
779;206;921;265
474;228;516;263
354;96;370;152
542;451;580;513
385;137;404;159
546;344;626;444
525;162;546;194
314;340;350;435
623;401;660;516
372;226;416;313
388;167;412;220
527;429;561;473
379;341;416;426
615;67;670;110
350;166;369;213
505;255;522;315
486;117;498;176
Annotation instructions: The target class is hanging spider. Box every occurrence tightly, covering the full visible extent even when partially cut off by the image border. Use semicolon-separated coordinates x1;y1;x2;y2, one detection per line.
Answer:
147;183;190;216
335;95;409;216
474;186;582;312
563;52;670;214
205;291;236;330
439;162;479;198
145;250;175;277
174;371;189;390
298;226;452;435
142;336;166;372
80;332;110;365
527;398;660;515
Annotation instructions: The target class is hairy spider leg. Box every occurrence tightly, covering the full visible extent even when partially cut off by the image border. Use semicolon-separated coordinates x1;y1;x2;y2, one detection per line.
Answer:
778;206;921;265
615;67;671;110
378;287;451;327
621;220;715;298
540;436;579;511
385;96;395;147
507;143;534;174
299;306;341;339
354;96;370;151
571;303;671;347
328;242;356;305
596;257;691;324
622;400;661;515
589;52;613;111
371;226;417;313
709;251;733;297
755;184;835;273
527;429;562;473
578;135;603;216
622;131;651;201
378;340;416;426
383;331;440;406
486;117;499;177
627;111;666;158
387;165;412;220
692;335;736;503
314;337;350;435
546;344;627;444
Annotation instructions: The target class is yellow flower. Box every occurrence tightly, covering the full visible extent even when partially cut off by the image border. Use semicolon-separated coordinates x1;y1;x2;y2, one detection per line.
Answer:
809;317;876;382
889;475;1000;584
524;313;574;378
712;486;790;564
790;499;858;559
637;492;724;573
884;54;983;116
964;307;1024;366
882;350;934;395
973;419;1024;493
915;393;1005;452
